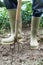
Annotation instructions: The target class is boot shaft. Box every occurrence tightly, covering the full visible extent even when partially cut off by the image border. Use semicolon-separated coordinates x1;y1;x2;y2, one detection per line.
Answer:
31;16;41;38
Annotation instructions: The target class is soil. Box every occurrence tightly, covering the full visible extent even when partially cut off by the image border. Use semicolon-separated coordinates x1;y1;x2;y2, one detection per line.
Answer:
0;28;43;65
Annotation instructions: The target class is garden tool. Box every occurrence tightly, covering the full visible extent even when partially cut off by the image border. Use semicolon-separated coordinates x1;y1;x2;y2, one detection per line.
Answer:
15;0;22;41
30;16;41;49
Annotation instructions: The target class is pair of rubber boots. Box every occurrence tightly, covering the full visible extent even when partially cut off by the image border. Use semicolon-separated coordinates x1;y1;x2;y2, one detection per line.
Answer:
1;9;40;49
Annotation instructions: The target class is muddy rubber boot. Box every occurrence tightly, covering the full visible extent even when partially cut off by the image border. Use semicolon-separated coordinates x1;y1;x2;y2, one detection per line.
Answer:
30;16;40;49
1;9;16;44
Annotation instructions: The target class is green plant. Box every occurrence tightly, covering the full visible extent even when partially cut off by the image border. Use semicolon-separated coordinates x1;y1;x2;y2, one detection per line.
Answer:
0;1;5;7
21;1;32;25
0;7;10;34
40;17;43;27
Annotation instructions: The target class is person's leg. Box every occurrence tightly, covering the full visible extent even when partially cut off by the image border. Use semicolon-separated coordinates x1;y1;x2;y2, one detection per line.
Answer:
1;0;22;44
30;0;42;49
30;16;41;49
8;9;16;34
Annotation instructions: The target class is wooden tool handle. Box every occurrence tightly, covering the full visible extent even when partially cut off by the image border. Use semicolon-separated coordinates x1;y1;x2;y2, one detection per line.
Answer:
15;0;22;40
16;0;22;21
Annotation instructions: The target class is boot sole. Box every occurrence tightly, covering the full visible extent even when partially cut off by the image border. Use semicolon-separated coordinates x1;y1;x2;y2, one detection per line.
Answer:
1;41;14;45
30;45;39;49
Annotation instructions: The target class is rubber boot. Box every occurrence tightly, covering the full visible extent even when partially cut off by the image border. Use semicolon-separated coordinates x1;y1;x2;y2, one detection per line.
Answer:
30;16;40;49
1;9;22;44
1;9;16;44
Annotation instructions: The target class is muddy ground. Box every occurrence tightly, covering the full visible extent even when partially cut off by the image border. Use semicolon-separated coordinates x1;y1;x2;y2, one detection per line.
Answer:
0;28;43;65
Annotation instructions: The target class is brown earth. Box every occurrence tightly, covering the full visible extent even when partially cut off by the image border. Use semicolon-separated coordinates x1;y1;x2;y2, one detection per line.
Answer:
0;28;43;65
